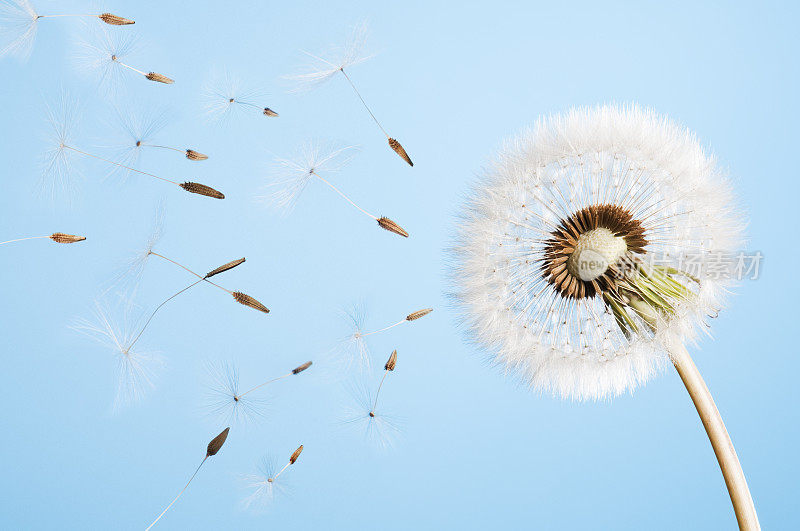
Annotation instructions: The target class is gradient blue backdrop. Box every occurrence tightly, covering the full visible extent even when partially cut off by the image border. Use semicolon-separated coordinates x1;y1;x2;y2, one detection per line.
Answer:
1;1;797;529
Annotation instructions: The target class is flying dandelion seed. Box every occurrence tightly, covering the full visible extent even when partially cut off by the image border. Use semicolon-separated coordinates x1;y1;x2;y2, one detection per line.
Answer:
240;445;303;511
240;455;293;511
0;0;133;61
145;250;268;314
285;21;413;166
340;378;402;450
126;257;247;353
263;141;408;237
333;305;430;373
331;304;372;373
205;360;312;425
0;232;85;245
450;104;757;529
203;71;278;123
205;361;269;425
103;107;208;181
71;296;164;410
101;107;169;180
41;95;223;199
75;24;173;89
145;427;230;530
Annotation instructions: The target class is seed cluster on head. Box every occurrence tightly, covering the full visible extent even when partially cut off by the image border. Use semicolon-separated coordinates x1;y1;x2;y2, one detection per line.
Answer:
541;203;647;300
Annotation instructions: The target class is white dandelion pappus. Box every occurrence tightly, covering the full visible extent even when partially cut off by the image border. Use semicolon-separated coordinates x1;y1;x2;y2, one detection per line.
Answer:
74;22;141;91
286;20;372;92
240;457;290;512
340;379;401;450
40;91;83;199
0;0;38;60
332;303;372;373
204;361;268;425
101;106;170;181
113;206;165;290
72;296;164;410
451;104;757;529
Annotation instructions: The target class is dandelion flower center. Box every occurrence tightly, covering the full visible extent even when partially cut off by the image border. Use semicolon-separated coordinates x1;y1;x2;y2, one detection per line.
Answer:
567;227;628;282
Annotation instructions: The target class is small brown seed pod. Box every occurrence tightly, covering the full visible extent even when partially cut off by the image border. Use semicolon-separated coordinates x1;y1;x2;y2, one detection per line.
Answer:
99;13;135;25
179;182;225;199
206;427;230;457
146;72;175;84
232;292;270;314
263;108;279;117
289;445;303;465
377;217;409;238
406;308;433;321
205;258;245;279
388;138;413;167
385;350;397;371
49;233;86;244
292;361;312;374
185;150;209;161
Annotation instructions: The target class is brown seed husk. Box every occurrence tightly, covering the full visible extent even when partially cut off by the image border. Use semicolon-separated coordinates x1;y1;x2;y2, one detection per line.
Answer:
146;72;174;84
185;149;208;161
179;182;225;199
292;361;312;374
385;350;397;371
289;445;303;464
99;13;134;25
388;138;413;167
377;217;409;238
50;233;86;244
406;308;433;321
232;292;270;314
263;108;279;117
205;258;245;279
206;427;230;457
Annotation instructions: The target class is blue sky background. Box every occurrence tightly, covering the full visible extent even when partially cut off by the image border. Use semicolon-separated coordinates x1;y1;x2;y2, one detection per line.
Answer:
1;0;798;529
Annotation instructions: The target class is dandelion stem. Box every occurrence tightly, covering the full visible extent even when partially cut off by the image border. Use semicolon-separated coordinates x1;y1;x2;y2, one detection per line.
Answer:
147;252;233;295
62;145;178;185
361;319;405;338
238;372;292;399
145;456;207;531
669;342;760;530
339;68;388;138
37;14;97;19
141;144;184;154
312;171;377;220
0;235;49;245
128;279;203;351
272;461;291;482
371;370;389;415
114;59;148;77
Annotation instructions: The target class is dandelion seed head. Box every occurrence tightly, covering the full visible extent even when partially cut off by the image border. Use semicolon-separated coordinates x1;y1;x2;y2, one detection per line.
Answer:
71;296;163;410
260;140;358;215
0;0;38;60
450;104;746;401
285;20;373;93
204;361;268;426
